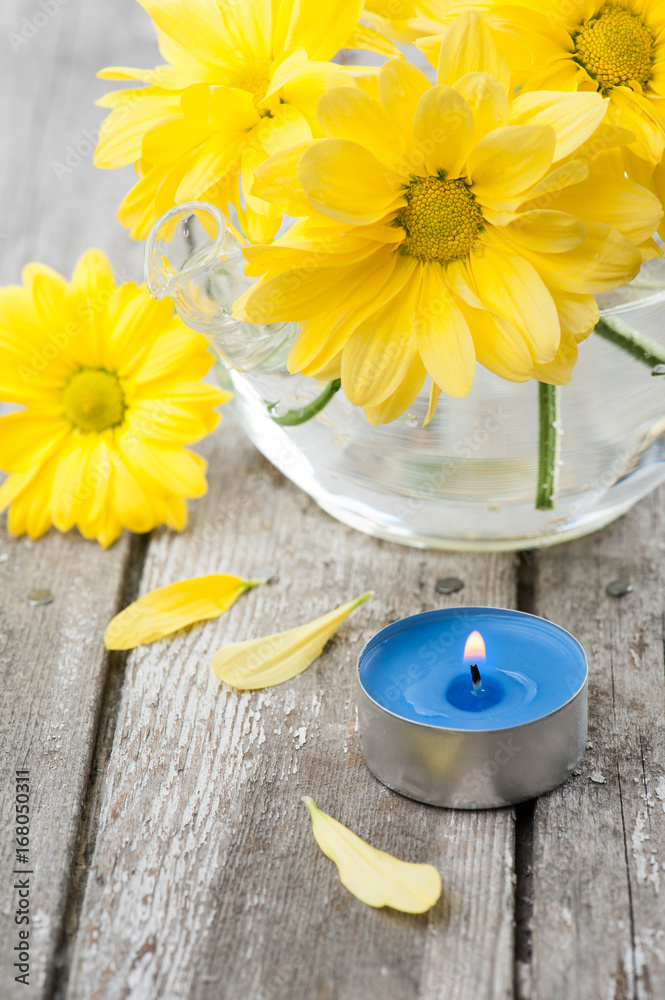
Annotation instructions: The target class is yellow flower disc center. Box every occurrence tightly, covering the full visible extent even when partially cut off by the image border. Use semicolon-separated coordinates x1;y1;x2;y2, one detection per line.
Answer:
62;368;125;433
397;176;484;263
232;61;272;109
573;5;654;92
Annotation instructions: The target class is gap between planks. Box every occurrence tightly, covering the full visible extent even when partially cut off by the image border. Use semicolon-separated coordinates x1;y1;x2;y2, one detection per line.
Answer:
48;533;150;1000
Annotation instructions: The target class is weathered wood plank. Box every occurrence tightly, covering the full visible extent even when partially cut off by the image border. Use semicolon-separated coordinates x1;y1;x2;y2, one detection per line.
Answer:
0;0;153;286
0;1;158;996
66;421;518;1000
529;490;665;999
0;525;134;999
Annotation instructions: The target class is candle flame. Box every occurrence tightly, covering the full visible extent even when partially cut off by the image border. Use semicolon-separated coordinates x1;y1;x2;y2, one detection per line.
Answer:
464;630;486;662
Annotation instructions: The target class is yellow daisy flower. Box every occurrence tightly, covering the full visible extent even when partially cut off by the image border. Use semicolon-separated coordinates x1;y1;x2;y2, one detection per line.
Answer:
0;249;230;548
413;0;665;165
234;13;662;425
94;0;399;243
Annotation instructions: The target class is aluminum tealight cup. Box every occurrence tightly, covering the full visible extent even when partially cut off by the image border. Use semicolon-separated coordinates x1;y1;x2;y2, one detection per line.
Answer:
357;608;588;810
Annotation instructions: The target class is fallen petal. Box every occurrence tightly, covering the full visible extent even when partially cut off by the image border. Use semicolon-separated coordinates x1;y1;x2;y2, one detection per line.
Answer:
210;591;372;690
303;797;442;913
105;574;261;649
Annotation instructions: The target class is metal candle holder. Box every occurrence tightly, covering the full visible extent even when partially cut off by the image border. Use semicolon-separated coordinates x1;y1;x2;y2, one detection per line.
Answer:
357;607;588;810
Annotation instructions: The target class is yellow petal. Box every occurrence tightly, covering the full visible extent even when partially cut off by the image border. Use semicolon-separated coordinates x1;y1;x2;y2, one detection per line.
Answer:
423;381;442;427
509;91;607;162
415;265;475;397
302;797;442;913
364;354;427;425
250;141;316;216
257;103;312;156
413;86;474;178
378;59;430;156
453;72;509;142
545;172;662;246
136;0;242;72
436;10;509;92
235;250;390;326
316;87;404;172
510;221;642;293
297;139;405;225
210;592;372;690
531;330;579;386
274;0;364;62
551;291;598;342
344;22;403;59
468;126;556;204
290;252;400;373
503;210;587;253
517;160;589;209
105;574;260;650
341;263;420;408
452;285;534;383
94;90;183;168
607;87;665;164
466;238;560;364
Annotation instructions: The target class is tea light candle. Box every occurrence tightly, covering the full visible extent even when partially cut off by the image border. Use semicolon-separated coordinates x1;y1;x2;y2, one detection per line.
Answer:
357;607;588;809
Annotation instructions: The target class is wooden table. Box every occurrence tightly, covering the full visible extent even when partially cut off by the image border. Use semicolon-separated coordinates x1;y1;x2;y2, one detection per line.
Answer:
1;3;664;998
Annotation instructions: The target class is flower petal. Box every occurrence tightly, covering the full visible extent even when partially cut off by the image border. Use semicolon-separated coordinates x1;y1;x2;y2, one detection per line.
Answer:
105;575;260;649
210;592;372;689
317;87;404;172
297;139;405;225
250;141;317;216
531;331;579;385
413;86;474;178
466;238;560;364
468;126;556;204
436;10;509;91
545;172;662;246
415;264;475;397
341;263;420;408
378;59;431;156
274;0;364;62
364;354;427;425
502;210;587;253
302;797;442;913
423;381;442;427
453;72;509;142
509;221;642;293
509;91;607;161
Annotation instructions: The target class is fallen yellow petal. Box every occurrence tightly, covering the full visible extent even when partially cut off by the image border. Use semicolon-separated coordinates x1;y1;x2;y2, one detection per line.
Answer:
105;575;261;650
303;797;441;913
210;591;372;690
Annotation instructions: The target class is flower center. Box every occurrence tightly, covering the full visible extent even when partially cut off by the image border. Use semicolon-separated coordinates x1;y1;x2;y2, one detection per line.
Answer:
397;176;484;263
232;61;272;109
573;5;654;92
62;369;125;433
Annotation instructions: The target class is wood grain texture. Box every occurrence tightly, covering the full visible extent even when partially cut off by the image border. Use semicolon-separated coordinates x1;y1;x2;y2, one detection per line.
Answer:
65;421;518;1000
0;2;156;996
0;523;133;999
529;489;665;1000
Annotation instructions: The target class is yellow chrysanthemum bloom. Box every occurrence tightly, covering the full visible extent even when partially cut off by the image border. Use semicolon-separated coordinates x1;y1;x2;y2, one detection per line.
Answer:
94;0;399;243
412;0;665;165
233;14;662;425
0;250;230;548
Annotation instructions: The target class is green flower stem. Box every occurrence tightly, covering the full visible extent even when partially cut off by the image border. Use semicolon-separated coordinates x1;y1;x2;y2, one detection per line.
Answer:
594;315;665;369
269;379;342;427
536;382;559;511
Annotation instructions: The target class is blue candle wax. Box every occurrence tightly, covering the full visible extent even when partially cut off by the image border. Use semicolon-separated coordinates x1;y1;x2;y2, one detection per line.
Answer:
358;608;587;731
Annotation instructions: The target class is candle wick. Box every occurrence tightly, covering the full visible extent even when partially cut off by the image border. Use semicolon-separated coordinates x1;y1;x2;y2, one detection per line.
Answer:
470;663;482;693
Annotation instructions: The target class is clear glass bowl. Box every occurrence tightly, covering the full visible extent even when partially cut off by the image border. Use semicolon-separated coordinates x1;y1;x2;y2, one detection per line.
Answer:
146;204;665;551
